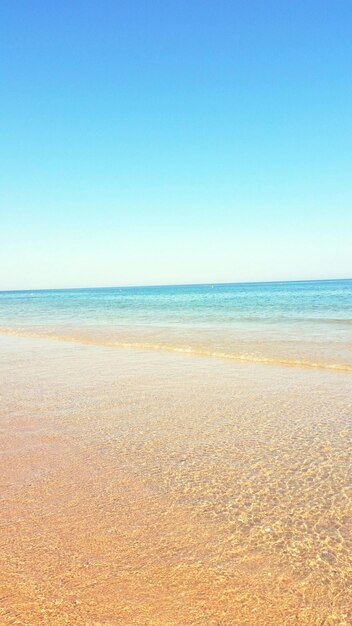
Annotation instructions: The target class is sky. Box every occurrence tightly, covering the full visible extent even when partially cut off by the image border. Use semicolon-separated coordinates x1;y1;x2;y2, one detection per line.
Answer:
1;0;352;289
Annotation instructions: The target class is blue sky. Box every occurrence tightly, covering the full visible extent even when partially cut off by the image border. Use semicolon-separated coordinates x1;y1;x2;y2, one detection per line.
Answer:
1;1;351;289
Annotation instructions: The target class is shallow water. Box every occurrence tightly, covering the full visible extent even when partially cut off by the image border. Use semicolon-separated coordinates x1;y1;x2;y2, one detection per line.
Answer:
0;335;351;624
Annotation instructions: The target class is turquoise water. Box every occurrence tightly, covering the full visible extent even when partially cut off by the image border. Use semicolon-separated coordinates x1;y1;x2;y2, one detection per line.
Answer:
0;280;351;370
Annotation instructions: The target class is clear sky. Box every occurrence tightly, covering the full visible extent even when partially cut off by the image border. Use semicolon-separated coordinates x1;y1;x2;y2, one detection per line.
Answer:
1;1;351;289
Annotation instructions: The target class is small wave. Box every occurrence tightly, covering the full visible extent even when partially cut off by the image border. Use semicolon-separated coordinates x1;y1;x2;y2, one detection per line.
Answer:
0;327;351;372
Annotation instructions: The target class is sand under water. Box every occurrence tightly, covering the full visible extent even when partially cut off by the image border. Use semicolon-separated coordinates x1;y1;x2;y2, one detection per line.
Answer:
0;334;351;625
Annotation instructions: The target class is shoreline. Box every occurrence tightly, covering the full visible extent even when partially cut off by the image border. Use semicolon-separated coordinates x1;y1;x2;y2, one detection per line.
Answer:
1;327;351;373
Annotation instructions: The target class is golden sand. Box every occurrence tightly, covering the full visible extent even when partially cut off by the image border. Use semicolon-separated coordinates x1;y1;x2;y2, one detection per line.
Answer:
0;336;351;625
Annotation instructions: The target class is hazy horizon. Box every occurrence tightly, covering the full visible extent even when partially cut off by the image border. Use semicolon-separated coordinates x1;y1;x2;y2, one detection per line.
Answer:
1;276;352;294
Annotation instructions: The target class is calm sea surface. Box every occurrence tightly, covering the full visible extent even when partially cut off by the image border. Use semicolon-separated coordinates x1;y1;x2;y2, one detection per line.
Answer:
1;279;351;370
1;281;351;623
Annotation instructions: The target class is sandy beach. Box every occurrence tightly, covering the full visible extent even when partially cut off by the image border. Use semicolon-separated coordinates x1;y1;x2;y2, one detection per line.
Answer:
1;334;351;625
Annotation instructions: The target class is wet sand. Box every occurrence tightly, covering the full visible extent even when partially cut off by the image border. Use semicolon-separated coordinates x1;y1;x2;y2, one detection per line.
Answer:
0;335;351;625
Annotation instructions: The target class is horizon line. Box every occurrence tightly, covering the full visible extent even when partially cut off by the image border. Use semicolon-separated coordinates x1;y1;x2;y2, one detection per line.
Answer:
0;277;351;294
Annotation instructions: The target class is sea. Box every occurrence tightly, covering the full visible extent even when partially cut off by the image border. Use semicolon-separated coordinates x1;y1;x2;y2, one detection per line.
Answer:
1;278;351;623
1;278;351;371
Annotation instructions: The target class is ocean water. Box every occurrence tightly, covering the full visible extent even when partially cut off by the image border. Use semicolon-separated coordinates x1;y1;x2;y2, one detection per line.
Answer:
0;333;351;624
0;279;351;370
1;281;351;623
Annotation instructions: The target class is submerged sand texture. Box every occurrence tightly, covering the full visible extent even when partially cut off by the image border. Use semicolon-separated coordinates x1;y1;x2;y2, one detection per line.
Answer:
0;335;351;625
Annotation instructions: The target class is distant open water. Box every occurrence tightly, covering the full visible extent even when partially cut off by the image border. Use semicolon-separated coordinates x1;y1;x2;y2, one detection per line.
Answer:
1;279;351;371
